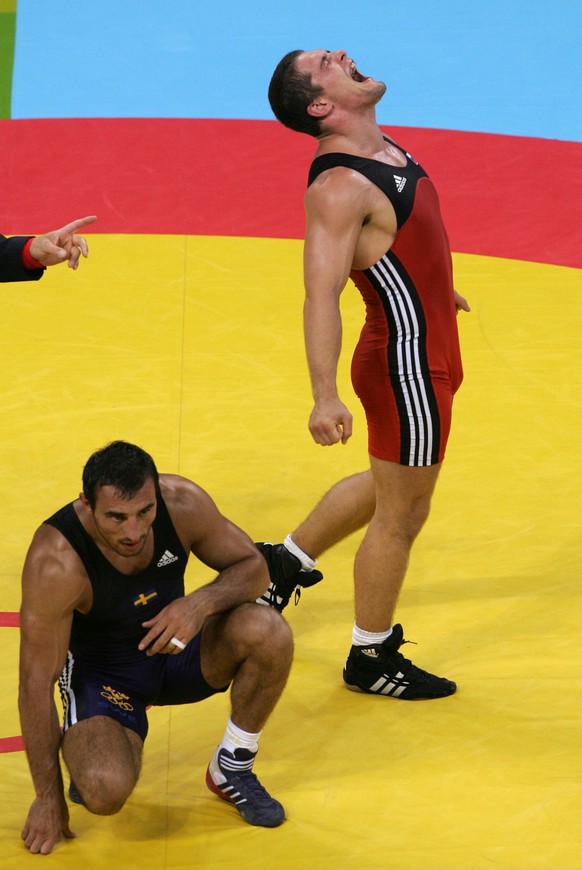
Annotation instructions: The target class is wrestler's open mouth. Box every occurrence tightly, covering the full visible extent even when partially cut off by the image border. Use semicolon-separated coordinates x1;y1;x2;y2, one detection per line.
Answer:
349;61;368;82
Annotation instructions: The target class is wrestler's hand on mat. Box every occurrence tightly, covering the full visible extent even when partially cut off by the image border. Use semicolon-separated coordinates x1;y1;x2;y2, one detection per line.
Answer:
454;290;471;313
29;215;97;269
309;397;353;446
139;596;201;656
21;794;75;855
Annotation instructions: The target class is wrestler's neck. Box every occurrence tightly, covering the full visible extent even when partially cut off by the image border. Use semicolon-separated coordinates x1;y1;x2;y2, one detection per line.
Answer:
315;109;387;158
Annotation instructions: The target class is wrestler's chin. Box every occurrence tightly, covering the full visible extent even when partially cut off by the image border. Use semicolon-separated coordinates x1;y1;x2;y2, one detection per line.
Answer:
370;80;387;102
116;539;147;557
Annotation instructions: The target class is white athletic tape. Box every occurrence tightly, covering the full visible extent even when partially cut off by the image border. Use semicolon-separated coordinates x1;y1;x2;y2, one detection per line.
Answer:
170;636;186;650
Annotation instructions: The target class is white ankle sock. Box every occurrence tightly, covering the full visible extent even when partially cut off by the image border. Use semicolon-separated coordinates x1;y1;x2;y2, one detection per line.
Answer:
220;717;262;756
352;623;392;647
284;534;317;571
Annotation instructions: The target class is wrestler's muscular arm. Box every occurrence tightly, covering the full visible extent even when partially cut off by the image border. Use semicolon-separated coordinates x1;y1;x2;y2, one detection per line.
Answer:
303;168;390;446
140;476;269;655
19;527;89;855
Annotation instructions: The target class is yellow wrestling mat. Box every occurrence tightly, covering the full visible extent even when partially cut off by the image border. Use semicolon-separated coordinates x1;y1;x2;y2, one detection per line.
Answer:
1;235;581;868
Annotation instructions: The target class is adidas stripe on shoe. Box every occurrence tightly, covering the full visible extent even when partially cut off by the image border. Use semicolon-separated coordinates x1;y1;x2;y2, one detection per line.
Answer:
343;624;456;700
205;747;285;828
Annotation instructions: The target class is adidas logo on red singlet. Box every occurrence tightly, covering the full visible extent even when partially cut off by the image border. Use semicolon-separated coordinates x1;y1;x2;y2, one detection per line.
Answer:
393;175;406;192
157;549;178;567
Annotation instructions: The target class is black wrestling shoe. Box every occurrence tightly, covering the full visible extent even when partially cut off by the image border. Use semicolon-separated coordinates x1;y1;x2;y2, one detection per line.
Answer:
255;542;323;612
206;747;285;828
343;624;456;700
68;781;84;805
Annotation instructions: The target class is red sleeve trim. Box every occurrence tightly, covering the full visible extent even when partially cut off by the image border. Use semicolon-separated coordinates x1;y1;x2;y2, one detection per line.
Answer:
21;237;45;271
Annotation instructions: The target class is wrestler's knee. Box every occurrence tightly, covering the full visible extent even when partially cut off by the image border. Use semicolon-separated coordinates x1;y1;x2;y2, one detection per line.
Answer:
373;495;433;548
216;603;293;662
406;493;433;535
375;470;437;541
76;766;136;815
239;603;293;656
62;718;141;815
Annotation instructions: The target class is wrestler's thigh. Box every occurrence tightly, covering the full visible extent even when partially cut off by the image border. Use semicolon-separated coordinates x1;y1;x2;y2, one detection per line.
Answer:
199;603;290;689
62;715;143;785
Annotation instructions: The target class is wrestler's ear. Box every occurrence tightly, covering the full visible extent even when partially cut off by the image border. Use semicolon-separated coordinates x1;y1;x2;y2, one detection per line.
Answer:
307;98;332;119
79;492;93;514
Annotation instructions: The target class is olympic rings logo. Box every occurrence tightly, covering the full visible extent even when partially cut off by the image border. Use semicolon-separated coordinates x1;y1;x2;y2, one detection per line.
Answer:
100;685;134;711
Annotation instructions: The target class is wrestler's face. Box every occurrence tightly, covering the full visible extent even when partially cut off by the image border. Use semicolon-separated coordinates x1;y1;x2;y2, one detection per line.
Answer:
85;477;157;558
297;48;386;108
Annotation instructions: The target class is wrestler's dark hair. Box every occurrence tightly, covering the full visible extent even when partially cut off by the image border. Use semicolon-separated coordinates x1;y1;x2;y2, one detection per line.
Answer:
268;49;324;138
82;441;159;508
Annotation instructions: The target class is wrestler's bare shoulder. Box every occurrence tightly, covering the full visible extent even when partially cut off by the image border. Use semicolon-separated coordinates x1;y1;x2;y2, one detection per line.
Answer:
159;473;209;507
22;523;91;612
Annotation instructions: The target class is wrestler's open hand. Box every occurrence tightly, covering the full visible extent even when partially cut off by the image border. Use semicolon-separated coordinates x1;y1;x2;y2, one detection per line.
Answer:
21;794;75;855
308;397;353;446
139;596;201;656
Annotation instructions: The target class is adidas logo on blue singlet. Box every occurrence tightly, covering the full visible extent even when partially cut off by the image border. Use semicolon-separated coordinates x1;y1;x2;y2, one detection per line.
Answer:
157;549;178;567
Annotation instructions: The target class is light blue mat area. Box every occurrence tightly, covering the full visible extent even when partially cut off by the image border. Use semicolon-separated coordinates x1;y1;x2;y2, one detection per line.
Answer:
12;0;581;140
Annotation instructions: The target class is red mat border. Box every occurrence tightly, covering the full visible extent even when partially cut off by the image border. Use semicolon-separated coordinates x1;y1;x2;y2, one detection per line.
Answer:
2;118;580;268
0;612;18;627
0;613;20;752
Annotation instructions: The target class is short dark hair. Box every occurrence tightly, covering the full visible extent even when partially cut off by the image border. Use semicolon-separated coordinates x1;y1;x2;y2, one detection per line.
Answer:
268;49;324;138
82;441;159;508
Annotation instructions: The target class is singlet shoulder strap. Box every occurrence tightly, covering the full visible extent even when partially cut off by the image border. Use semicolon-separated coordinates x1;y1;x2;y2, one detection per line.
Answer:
307;152;377;187
44;502;96;574
151;487;188;561
307;137;408;187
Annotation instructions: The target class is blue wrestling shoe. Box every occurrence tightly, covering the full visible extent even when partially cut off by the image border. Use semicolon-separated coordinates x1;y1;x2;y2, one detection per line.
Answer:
343;624;457;700
205;747;285;827
255;542;323;612
68;781;85;805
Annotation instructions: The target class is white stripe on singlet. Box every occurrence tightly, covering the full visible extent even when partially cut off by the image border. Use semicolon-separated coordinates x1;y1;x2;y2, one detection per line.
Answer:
58;650;78;732
370;255;434;465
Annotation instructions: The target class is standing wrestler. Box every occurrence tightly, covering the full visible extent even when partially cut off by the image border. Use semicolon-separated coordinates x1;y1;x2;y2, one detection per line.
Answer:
19;441;292;855
261;49;469;699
